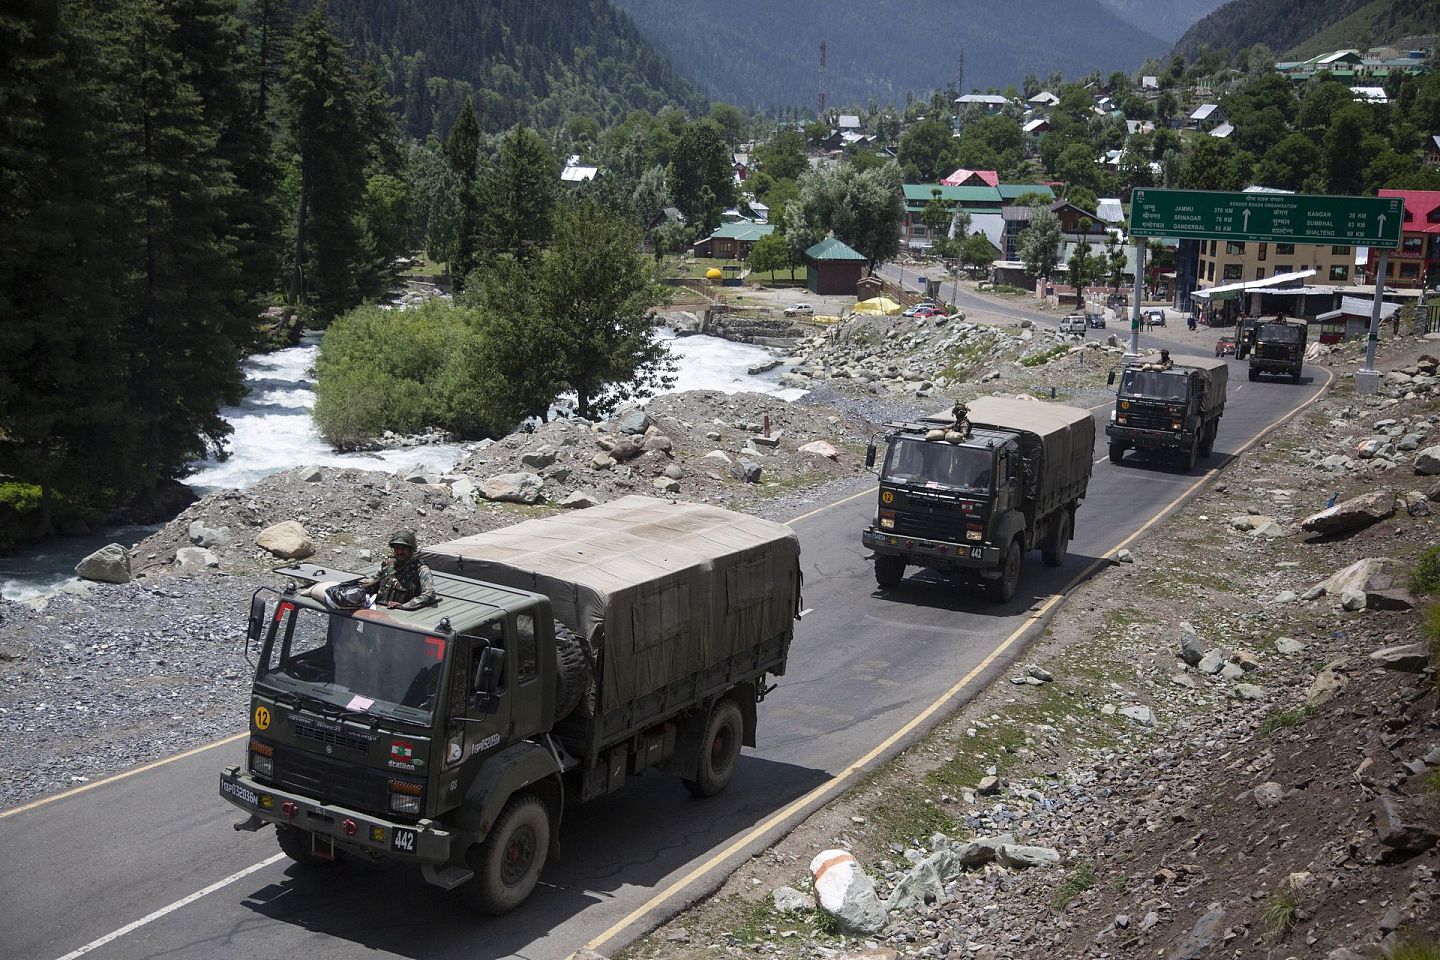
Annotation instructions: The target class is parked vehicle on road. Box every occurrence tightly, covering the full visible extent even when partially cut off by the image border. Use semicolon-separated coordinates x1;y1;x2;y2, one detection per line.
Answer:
1059;313;1088;335
1248;319;1307;383
1086;313;1106;328
910;305;944;319
783;302;814;317
862;397;1095;602
1145;309;1166;327
1106;356;1228;471
220;497;801;913
1215;336;1237;357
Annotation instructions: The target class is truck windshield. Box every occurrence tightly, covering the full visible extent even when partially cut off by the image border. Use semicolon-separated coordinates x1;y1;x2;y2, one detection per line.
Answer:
884;438;992;491
1258;323;1302;342
257;600;448;725
1120;369;1189;402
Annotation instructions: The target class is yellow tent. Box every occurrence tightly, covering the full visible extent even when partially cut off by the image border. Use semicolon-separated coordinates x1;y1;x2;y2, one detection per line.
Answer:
854;296;902;315
704;267;723;280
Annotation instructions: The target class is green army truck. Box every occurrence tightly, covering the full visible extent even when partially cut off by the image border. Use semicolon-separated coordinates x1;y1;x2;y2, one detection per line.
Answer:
1248;318;1307;383
1105;356;1228;470
860;396;1095;602
220;496;801;913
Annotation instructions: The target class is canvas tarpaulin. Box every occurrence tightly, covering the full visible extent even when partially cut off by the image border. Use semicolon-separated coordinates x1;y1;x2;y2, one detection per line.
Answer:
420;496;801;706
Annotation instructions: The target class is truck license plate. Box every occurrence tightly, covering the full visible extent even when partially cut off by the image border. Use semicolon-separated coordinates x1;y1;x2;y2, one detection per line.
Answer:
391;828;417;853
970;547;984;559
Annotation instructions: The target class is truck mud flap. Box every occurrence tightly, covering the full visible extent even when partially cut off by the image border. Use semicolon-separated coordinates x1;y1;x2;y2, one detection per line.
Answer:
232;814;265;833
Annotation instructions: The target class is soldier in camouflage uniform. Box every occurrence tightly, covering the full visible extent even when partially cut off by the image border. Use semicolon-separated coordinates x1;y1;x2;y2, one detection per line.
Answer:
359;530;437;610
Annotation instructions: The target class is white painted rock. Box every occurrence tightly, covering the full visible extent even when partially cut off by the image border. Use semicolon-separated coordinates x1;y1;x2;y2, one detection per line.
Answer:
255;521;313;560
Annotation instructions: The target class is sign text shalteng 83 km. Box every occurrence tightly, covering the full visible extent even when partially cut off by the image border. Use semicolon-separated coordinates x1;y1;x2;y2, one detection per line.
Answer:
1129;188;1404;249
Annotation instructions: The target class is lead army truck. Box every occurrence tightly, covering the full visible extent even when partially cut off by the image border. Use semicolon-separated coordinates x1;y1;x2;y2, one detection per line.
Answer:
220;496;802;913
1105;356;1228;470
860;397;1095;602
1248;318;1307;383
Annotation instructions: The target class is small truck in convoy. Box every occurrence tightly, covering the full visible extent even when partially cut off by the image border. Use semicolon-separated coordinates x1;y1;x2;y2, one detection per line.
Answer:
220;496;802;913
1248;318;1307;383
1105;356;1228;470
861;396;1095;602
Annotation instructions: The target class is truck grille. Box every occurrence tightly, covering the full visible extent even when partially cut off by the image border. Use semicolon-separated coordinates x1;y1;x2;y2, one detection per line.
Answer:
892;510;969;542
273;745;389;816
1122;404;1172;430
1258;344;1294;360
292;719;372;755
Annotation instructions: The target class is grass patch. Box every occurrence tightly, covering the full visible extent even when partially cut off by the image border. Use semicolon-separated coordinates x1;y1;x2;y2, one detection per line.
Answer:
1021;344;1070;368
1052;862;1096;909
1389;940;1440;960
1260;886;1301;937
1414;547;1440;597
1257;705;1317;737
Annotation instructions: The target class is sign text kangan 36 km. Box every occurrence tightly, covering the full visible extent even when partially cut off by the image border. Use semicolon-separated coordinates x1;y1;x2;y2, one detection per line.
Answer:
1129;188;1404;249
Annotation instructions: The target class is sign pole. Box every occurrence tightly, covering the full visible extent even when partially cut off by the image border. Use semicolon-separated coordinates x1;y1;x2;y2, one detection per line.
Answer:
1357;249;1388;394
1128;237;1145;359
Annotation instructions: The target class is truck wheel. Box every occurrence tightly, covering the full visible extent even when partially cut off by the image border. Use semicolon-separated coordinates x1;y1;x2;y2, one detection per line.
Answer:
987;537;1023;603
1248;367;1259;382
1184;434;1199;472
464;794;550;914
552;622;590;722
683;698;743;797
1108;441;1125;464
275;824;341;867
1198;422;1216;457
1291;370;1302;384
874;555;905;589
1041;511;1071;568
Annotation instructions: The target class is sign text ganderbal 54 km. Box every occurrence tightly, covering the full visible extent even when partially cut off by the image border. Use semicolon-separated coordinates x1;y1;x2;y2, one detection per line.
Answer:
1129;188;1404;249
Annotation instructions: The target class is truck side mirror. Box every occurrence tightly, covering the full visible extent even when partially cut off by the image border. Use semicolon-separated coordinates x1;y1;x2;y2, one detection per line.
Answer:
865;441;876;468
471;647;504;715
245;593;267;662
1107;370;1116;386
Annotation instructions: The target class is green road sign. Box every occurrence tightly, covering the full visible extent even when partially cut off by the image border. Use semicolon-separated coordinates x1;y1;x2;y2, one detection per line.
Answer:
1129;188;1403;249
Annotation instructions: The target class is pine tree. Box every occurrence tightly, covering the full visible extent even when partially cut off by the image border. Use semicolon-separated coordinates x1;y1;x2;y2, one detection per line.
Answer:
479;124;559;262
444;98;481;285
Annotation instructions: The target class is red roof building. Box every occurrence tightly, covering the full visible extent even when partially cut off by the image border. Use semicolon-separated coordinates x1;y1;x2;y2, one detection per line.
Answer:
940;168;1000;187
1367;189;1440;287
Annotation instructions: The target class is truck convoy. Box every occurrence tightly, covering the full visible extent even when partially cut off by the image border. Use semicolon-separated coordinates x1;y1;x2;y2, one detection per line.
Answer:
220;496;802;913
861;396;1095;602
1105;355;1228;470
1248;318;1307;383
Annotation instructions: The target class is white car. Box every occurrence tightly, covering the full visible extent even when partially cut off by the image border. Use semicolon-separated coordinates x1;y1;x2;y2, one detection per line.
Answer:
1059;314;1088;335
783;302;814;317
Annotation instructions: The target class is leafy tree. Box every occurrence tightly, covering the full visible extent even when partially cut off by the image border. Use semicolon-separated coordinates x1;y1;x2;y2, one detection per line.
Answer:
479;124;559;261
1324;104;1371;195
961;232;996;274
443;98;481;285
1118;147;1154;194
921;190;954;236
1104;231;1127;290
1178;138;1243;191
1017;204;1062;281
669;119;735;228
632;164;670;234
752;129;808;182
1053;142;1099;190
406;139;462;265
748;231;794;280
1067;236;1101;307
897;119;958;182
708;101;745;145
1253;132;1323;192
786;162;904;270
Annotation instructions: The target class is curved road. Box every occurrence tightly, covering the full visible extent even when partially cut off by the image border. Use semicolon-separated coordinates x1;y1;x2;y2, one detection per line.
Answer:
0;329;1328;960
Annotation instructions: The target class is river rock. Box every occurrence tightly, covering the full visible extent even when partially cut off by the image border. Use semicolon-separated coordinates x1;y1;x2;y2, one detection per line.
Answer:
731;460;762;484
1415;445;1440;475
810;849;887;934
652;477;680;493
480;472;544;504
1178;622;1205;666
1306;661;1349;705
520;445;556;469
188;520;231;549
615;408;651;436
75;544;131;584
1375;796;1439;851
174;546;219;576
997;844;1061;869
799;440;840;460
559;490;599;509
255;521;313;560
449;477;477;502
1300;489;1395;535
1369;643;1431;672
772;886;814;913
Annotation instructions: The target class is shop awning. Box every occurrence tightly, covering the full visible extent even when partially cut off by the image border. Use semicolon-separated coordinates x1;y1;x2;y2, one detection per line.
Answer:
1193;269;1317;301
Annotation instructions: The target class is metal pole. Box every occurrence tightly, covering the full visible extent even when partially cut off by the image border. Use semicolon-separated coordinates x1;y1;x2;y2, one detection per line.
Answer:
1357;248;1387;395
1129;237;1145;359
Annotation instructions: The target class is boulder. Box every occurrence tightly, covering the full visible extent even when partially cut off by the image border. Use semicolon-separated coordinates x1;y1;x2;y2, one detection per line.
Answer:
1306;661;1349;706
559;491;599;509
255;521;313;560
1250;520;1286;539
187;520;231;549
652;477;680;493
1369;643;1430;672
75;543;131;584
799;440;841;460
479;472;545;504
297;464;324;483
1415;444;1440;475
1178;623;1205;666
809;849;887;935
1232;683;1267;701
174;546;219;576
520;445;557;469
1405;491;1431;516
1275;637;1306;655
449;477;477;502
1300;489;1395;536
1320;557;1402;599
1197;650;1227;675
610;437;641;461
1120;705;1155;726
702;450;732;464
886;857;945;910
1375;796;1439;852
642;433;673;453
1169;907;1227;960
730;460;763;484
1253;781;1284;809
996;844;1061;869
772;886;815;914
663;463;684;480
590;453;616;470
615;408;651;436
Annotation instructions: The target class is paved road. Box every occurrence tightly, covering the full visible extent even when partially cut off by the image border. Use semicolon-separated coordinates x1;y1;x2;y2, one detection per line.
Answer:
0;352;1328;960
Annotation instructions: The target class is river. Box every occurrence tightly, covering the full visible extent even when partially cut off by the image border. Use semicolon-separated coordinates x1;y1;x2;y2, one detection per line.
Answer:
2;328;803;601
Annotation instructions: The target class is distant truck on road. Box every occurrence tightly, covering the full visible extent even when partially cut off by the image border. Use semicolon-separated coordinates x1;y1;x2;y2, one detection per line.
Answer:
1106;356;1227;470
1248;318;1307;383
220;497;801;913
861;397;1095;602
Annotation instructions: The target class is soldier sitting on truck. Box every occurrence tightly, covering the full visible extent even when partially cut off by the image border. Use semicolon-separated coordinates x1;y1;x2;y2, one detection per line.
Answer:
358;530;437;610
1140;349;1174;371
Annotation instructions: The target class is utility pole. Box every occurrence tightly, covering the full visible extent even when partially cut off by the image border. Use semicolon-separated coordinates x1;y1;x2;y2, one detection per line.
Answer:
953;48;965;132
818;41;827;119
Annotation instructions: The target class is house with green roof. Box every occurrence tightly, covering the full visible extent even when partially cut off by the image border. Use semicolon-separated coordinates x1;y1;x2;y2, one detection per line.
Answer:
692;221;775;260
901;182;1054;250
804;236;866;295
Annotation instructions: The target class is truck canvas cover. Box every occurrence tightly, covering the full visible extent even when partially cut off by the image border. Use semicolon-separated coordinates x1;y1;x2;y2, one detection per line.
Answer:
953;397;1095;504
420;496;801;705
1181;357;1228;411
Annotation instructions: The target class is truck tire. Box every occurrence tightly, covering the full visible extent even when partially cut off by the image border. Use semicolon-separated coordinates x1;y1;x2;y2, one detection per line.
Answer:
1248;367;1259;382
464;793;550;914
683;698;743;797
1041;511;1071;567
1291;370;1302;384
1198;421;1216;457
987;536;1023;603
874;555;905;589
552;622;590;722
1183;433;1199;472
1108;441;1125;464
275;824;341;866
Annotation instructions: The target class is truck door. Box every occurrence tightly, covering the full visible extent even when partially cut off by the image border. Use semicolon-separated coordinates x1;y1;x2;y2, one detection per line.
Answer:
507;612;547;741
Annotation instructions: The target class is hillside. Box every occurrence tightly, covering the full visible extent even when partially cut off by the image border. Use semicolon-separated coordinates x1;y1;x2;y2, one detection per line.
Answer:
612;0;1166;111
315;0;705;139
1097;0;1229;44
1290;0;1440;58
1174;0;1390;58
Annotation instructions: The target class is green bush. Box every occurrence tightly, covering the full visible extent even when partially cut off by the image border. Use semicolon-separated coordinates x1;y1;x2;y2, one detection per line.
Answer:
1410;545;1440;596
1022;344;1070;367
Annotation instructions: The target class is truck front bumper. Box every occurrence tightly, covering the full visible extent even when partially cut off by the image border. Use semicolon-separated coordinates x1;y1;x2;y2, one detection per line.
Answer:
219;766;456;866
1106;424;1193;450
1250;358;1298;373
862;527;999;570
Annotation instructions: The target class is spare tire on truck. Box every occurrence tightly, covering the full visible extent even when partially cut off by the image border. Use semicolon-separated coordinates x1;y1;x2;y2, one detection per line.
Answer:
552;621;591;722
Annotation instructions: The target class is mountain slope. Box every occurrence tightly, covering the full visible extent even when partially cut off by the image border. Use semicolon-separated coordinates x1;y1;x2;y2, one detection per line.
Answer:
1288;0;1440;58
316;0;705;139
1173;0;1373;58
1097;0;1229;44
612;0;1166;111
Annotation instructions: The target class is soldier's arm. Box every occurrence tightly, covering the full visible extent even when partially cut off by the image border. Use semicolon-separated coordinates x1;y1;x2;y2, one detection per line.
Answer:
396;564;437;610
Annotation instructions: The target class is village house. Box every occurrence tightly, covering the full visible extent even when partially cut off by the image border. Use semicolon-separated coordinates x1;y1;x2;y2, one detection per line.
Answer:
692;221;774;260
1367;189;1440;287
805;237;866;295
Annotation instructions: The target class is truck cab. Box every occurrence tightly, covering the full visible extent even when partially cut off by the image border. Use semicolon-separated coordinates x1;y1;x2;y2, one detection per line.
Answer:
1105;356;1227;470
1248;318;1306;383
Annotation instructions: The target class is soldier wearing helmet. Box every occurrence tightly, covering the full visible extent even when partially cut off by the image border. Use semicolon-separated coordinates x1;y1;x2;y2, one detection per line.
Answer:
358;530;437;609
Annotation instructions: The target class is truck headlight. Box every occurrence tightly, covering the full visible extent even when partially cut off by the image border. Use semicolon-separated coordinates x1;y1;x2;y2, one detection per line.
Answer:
249;740;273;778
966;529;983;541
1116;415;1127;425
879;510;895;530
1172;422;1182;431
388;779;423;816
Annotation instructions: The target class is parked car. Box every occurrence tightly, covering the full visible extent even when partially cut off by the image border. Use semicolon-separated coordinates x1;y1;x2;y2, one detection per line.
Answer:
1145;309;1166;327
911;305;944;319
1086;313;1106;328
1215;336;1237;357
1059;314;1088;335
783;302;814;317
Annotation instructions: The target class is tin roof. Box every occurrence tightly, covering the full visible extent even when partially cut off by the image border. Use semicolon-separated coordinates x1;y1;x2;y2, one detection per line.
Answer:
805;236;867;261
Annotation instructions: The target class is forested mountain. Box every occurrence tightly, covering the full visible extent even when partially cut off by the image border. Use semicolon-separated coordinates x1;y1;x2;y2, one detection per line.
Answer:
1095;0;1228;44
312;0;706;139
611;0;1166;110
1173;0;1440;59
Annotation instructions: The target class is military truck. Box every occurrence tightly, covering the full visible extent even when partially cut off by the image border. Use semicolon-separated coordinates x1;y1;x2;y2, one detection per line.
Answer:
1248;318;1307;383
1105;355;1228;471
861;397;1095;602
220;496;801;913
